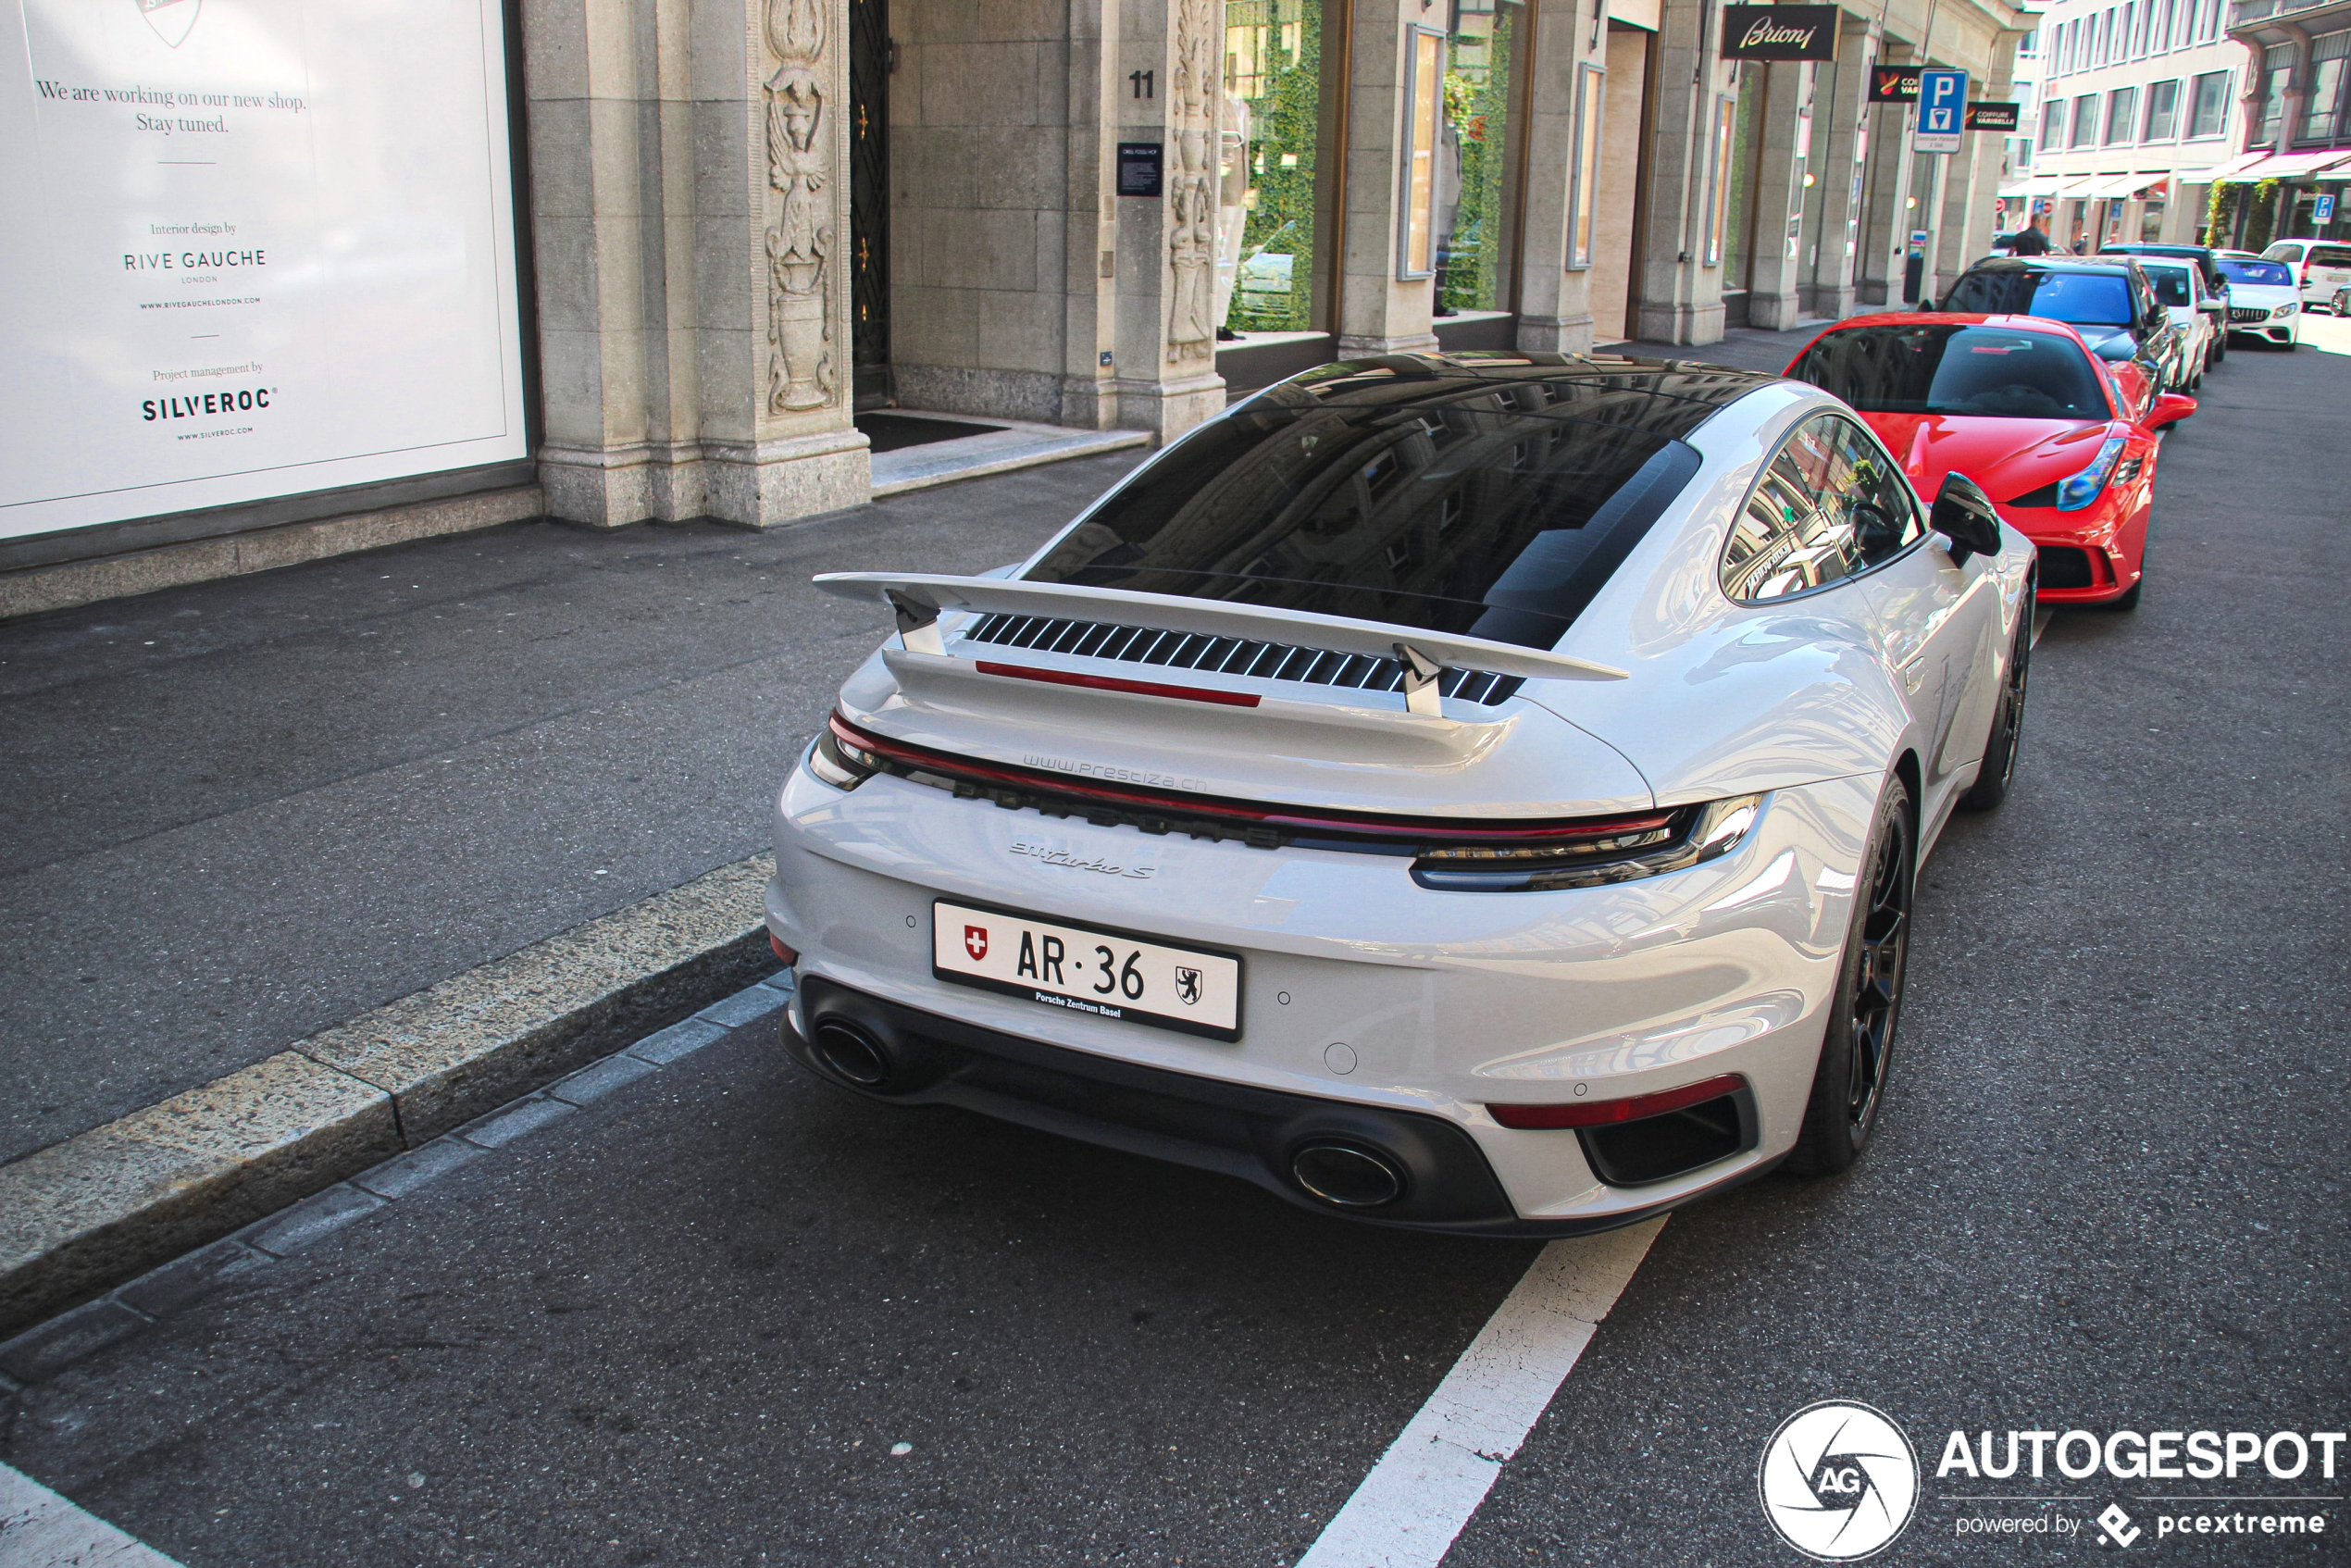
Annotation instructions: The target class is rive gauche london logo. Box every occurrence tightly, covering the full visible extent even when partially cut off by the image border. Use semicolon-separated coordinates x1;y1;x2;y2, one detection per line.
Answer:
1760;1401;1922;1560
136;0;202;48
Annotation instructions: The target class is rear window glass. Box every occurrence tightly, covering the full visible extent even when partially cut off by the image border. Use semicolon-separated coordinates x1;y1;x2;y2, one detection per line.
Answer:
2140;265;2195;305
1941;268;2135;325
1788;324;2108;420
2310;246;2351;268
2218;258;2295;286
1025;392;1704;650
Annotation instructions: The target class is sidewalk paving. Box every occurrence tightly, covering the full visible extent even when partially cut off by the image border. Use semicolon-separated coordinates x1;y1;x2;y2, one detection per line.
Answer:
0;451;1146;1167
1598;325;1809;375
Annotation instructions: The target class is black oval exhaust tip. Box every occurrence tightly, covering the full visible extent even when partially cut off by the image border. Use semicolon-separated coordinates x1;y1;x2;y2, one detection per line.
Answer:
1290;1142;1406;1209
811;1019;891;1088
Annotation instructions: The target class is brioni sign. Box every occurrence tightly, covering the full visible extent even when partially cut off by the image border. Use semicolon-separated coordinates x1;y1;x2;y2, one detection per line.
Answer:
1721;5;1842;61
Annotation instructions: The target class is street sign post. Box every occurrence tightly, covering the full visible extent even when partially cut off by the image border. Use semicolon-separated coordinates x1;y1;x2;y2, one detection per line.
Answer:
2317;193;2338;225
1917;68;1967;154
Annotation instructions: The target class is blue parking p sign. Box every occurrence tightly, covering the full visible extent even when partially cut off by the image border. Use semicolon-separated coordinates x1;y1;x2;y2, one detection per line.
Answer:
1917;68;1967;153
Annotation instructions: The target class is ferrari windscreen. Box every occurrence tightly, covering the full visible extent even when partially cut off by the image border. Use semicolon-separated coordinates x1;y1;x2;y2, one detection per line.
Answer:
1790;324;2109;419
1023;395;1704;652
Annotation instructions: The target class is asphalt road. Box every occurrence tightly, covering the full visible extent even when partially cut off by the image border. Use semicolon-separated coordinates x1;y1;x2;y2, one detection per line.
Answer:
3;322;2345;1567
0;454;1143;1163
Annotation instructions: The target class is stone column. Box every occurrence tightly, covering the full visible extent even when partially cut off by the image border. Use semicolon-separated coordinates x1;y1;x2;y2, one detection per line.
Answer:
704;0;869;523
1336;0;1437;355
1741;61;1812;330
1113;0;1227;440
1630;0;1731;344
1930;133;1990;301
1061;0;1124;429
1854;50;1918;308
526;0;674;525
1802;19;1881;320
1516;0;1602;353
527;0;868;530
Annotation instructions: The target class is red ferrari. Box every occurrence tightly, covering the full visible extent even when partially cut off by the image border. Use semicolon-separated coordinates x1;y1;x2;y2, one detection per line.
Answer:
1784;313;2195;609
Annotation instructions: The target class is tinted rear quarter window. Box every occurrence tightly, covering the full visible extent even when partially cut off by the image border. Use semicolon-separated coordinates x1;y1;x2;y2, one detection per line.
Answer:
1026;377;1708;651
2310;246;2351;268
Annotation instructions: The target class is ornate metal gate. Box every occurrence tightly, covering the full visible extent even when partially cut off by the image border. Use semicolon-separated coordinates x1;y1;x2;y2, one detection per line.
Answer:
848;0;890;407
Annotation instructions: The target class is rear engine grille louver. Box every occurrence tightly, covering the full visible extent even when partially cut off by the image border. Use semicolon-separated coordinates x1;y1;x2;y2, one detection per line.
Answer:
961;614;1526;707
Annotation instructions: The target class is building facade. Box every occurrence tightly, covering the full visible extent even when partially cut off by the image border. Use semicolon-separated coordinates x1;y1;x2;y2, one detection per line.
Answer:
2;0;2027;616
2000;0;2251;249
2216;0;2351;243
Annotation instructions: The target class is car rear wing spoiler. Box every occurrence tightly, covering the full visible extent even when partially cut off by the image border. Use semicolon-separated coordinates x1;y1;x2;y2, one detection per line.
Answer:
811;571;1627;715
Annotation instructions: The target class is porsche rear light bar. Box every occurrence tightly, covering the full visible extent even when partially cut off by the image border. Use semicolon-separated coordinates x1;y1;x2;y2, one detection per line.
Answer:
808;713;1712;878
1488;1074;1748;1129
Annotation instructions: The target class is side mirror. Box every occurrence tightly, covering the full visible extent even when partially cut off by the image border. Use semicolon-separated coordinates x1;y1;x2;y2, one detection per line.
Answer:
1932;472;2003;566
2145;392;2196;429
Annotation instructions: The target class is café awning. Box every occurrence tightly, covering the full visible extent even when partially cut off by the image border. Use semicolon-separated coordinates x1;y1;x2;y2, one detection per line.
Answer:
2212;148;2351;181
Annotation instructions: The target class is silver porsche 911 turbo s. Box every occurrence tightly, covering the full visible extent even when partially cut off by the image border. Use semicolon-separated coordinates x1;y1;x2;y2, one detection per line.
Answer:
766;353;2034;1236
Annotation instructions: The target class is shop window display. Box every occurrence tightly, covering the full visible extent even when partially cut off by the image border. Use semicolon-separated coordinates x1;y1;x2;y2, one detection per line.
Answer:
1224;0;1329;335
1436;0;1528;315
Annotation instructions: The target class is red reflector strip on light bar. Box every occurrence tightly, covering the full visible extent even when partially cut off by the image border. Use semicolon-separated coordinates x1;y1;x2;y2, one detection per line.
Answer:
1488;1074;1748;1129
974;661;1261;708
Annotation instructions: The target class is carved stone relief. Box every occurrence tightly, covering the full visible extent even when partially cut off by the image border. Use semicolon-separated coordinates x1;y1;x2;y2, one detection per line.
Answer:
1165;0;1220;365
765;0;836;411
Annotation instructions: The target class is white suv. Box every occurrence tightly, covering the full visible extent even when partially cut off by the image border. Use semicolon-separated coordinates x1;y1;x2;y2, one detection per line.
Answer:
2262;239;2351;309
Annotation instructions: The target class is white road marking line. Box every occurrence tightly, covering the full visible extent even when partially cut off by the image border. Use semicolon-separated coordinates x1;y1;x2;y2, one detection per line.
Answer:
1295;1218;1666;1568
0;1462;185;1567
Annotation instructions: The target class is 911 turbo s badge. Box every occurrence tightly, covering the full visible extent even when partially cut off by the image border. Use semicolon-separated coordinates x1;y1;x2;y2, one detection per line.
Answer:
1009;840;1158;879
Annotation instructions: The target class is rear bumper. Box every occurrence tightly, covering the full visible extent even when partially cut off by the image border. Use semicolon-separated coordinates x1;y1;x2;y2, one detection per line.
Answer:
781;974;1773;1237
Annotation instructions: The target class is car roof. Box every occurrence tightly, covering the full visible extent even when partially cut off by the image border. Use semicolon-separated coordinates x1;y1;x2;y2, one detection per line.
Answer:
1962;255;2139;277
2102;243;2208;255
1256;352;1782;441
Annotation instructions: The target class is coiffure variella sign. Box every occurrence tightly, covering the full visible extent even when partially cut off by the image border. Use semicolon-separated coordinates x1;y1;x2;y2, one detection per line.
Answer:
1722;5;1842;61
0;0;528;540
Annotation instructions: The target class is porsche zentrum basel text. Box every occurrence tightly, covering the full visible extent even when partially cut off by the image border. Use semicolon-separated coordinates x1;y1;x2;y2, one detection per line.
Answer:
765;355;2034;1236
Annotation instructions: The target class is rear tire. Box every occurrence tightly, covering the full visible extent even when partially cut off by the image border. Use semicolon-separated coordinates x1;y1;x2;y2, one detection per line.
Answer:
1785;775;1915;1178
1959;593;2032;813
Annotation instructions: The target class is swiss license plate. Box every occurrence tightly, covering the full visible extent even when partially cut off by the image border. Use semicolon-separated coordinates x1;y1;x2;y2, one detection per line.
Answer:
932;900;1242;1041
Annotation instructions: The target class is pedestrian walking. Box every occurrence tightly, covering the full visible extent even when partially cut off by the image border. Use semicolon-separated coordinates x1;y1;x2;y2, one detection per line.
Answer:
2009;216;2053;255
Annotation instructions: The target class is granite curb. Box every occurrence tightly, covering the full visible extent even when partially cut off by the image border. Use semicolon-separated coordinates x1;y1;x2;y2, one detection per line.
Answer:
0;852;778;1339
0;971;790;1388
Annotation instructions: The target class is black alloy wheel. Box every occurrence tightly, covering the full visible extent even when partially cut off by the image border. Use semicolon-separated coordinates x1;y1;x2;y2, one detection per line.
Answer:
1787;775;1915;1177
1959;591;2033;812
